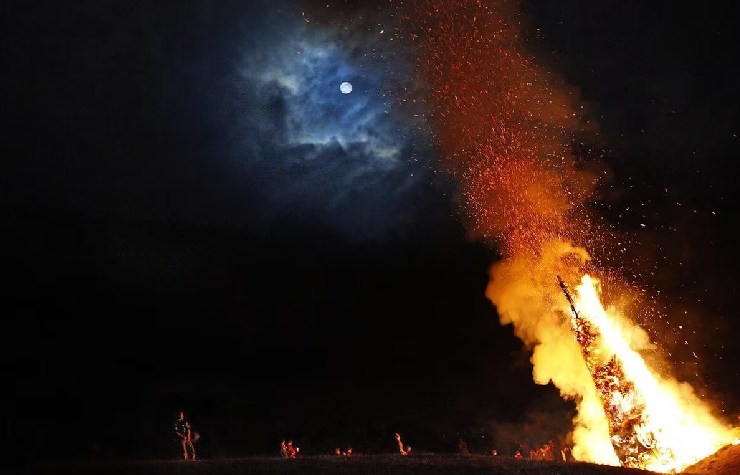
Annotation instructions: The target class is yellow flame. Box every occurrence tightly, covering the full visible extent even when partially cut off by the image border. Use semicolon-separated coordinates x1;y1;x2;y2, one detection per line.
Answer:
571;275;733;472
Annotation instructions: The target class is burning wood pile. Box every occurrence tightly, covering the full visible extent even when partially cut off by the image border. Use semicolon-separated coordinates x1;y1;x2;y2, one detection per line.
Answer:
558;276;655;468
555;273;733;472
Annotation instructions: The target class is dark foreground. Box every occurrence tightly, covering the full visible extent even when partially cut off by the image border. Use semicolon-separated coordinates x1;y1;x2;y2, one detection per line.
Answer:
21;454;664;475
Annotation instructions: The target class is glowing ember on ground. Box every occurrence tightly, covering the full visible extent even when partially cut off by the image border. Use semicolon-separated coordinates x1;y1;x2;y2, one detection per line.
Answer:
400;0;736;472
395;433;411;456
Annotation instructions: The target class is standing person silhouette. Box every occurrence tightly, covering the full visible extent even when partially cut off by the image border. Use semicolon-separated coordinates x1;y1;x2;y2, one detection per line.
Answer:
174;410;197;461
280;440;289;458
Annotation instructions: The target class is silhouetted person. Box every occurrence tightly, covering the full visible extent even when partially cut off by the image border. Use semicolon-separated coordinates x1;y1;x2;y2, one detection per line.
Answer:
458;436;470;455
280;440;289;458
174;410;196;461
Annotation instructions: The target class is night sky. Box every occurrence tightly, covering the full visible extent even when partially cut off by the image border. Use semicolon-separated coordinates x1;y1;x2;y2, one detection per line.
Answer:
3;0;739;462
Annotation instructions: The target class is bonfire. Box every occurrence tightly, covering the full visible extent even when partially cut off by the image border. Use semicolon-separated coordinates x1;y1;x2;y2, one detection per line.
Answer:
402;0;738;472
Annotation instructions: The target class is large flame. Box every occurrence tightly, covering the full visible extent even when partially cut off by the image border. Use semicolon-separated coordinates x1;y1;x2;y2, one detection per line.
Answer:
486;242;733;471
401;0;736;471
566;274;731;471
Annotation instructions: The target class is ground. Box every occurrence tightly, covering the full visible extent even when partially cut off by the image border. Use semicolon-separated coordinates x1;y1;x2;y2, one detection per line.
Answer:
21;454;664;475
23;443;740;475
684;443;740;475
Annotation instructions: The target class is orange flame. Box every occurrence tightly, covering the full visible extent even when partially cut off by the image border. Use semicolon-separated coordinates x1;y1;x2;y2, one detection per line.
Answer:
567;274;732;471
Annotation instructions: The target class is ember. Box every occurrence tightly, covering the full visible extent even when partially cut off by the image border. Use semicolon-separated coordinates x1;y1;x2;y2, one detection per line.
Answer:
528;440;556;461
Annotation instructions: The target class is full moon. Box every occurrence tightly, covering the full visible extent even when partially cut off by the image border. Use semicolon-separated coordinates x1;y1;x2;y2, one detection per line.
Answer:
340;81;352;94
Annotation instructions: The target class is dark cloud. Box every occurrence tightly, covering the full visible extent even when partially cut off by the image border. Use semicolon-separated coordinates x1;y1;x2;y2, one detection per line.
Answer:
2;0;439;242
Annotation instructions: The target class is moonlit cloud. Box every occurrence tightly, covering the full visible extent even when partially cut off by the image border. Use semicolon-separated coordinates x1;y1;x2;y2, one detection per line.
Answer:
208;5;433;241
